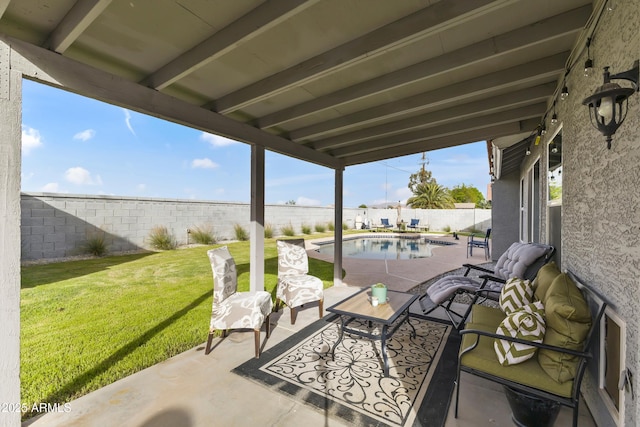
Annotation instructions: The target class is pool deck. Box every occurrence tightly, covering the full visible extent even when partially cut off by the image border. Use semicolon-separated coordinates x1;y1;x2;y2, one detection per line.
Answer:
308;232;482;292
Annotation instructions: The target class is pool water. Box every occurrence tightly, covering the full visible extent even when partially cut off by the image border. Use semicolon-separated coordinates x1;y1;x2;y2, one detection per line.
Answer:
316;237;456;260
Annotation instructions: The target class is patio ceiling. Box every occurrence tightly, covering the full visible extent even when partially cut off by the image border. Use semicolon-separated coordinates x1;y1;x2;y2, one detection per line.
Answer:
0;0;595;170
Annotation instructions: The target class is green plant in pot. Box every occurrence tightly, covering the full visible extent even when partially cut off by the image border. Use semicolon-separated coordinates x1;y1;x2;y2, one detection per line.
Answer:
371;283;388;303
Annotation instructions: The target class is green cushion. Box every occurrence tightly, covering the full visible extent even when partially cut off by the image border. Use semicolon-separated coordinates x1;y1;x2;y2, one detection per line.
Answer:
459;327;573;398
494;301;546;366
538;273;592;383
499;277;533;314
533;261;561;302
470;305;506;328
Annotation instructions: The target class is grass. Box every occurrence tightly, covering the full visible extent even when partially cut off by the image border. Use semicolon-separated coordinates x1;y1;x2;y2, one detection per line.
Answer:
20;240;337;420
301;223;312;234
148;225;177;250
233;223;249;241
281;223;295;236
82;232;108;256
189;225;217;244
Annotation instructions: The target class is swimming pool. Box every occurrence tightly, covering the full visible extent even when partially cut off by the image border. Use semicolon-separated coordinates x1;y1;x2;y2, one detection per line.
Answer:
315;236;456;260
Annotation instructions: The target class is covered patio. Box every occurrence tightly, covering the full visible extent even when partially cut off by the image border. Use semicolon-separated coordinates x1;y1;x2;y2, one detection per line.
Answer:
1;0;639;426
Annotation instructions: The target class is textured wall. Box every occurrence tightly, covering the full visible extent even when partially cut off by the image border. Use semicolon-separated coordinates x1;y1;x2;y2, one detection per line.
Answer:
514;0;640;424
20;193;491;261
490;171;520;261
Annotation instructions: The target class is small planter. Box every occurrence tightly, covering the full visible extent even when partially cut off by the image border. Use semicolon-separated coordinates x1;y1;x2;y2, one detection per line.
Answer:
504;386;560;427
371;283;388;304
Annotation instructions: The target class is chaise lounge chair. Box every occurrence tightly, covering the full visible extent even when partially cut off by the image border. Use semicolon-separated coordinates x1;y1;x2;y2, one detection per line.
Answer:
377;218;393;231
418;242;555;329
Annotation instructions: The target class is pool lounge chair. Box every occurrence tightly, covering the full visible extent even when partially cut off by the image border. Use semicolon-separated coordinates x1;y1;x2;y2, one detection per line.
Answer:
418;242;555;329
377;218;393;231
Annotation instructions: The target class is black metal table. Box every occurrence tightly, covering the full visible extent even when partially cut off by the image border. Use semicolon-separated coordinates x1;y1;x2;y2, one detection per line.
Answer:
326;287;418;376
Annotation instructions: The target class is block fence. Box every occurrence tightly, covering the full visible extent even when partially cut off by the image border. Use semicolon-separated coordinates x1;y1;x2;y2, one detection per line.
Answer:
20;193;491;261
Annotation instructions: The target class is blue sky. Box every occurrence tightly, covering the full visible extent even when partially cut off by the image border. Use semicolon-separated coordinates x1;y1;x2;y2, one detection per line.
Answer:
21;79;491;208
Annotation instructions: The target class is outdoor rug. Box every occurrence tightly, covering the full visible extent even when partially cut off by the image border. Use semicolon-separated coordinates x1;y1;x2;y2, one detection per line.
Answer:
232;314;461;427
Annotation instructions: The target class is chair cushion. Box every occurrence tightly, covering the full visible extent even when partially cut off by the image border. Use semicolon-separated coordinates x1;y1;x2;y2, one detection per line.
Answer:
460;324;573;398
210;291;273;330
277;274;324;308
470;304;506;327
499;277;533;314
533;261;562;302
494;243;550;281
426;275;480;304
538;273;592;383
494;301;546;366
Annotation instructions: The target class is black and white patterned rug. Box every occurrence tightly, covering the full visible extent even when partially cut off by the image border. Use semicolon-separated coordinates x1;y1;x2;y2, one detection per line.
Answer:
233;314;460;427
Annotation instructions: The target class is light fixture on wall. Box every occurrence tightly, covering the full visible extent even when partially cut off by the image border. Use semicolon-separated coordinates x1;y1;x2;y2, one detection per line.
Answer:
582;60;639;149
584;38;594;77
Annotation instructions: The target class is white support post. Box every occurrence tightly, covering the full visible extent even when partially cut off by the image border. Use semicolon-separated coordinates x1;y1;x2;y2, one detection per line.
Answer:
333;168;344;286
0;40;22;427
250;145;265;292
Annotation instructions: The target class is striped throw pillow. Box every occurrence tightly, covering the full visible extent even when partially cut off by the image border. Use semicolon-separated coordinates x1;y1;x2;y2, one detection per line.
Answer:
499;277;533;315
494;301;546;366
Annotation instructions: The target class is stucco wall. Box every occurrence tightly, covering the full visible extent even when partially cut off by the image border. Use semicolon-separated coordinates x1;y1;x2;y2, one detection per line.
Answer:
20;193;491;261
490;171;520;261
512;1;640;424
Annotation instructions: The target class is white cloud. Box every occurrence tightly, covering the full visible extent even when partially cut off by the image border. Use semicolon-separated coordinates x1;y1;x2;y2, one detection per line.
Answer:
123;109;136;135
191;158;219;169
64;167;103;185
41;182;60;192
22;126;43;155
296;196;322;206
73;129;96;141
200;132;238;147
136;183;146;192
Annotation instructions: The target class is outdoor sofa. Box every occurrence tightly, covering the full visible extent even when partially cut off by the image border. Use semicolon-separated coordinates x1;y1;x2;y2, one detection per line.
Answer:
455;262;607;427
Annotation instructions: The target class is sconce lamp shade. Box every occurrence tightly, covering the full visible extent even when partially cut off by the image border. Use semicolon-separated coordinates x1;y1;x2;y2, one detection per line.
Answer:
583;60;639;149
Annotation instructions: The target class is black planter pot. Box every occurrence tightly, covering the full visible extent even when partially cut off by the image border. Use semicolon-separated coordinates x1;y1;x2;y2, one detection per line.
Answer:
504;386;561;427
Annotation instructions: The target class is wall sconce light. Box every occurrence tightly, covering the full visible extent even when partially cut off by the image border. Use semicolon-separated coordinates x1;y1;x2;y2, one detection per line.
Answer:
582;60;639;149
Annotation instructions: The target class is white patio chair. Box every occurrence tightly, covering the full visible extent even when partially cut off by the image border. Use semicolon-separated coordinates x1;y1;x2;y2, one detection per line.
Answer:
205;246;273;358
276;239;324;325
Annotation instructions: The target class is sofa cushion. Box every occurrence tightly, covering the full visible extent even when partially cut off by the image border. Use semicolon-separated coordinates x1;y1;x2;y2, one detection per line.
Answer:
499;277;533;314
470;304;506;328
533;261;561;302
538;273;592;383
459;324;573;398
494;301;546;366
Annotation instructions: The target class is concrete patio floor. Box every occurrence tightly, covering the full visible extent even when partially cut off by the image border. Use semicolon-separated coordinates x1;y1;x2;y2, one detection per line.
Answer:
24;234;596;427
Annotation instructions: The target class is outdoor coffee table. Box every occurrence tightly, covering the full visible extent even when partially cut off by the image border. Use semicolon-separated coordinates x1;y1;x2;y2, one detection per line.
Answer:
326;287;418;376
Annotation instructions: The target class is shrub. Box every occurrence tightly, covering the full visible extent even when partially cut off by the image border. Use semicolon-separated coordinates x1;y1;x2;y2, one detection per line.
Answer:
301;223;312;234
148;226;177;250
189;225;216;245
327;221;335;231
83;232;107;256
264;223;274;239
342;222;349;230
314;223;326;233
233;223;249;241
443;225;451;233
281;223;295;236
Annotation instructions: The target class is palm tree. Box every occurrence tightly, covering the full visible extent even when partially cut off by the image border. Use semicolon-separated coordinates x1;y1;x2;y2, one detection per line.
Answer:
407;182;455;209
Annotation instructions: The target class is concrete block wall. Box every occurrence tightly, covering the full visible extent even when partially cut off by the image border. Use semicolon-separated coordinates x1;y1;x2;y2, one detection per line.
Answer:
21;193;491;261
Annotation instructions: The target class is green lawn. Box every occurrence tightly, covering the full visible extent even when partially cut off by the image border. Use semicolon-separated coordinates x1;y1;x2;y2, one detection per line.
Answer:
20;239;336;419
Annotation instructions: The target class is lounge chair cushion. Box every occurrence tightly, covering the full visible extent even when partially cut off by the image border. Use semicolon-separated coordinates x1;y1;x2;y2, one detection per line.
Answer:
499;277;533;314
494;301;546;366
533;261;562;301
494;243;551;280
427;275;481;304
538;273;592;383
